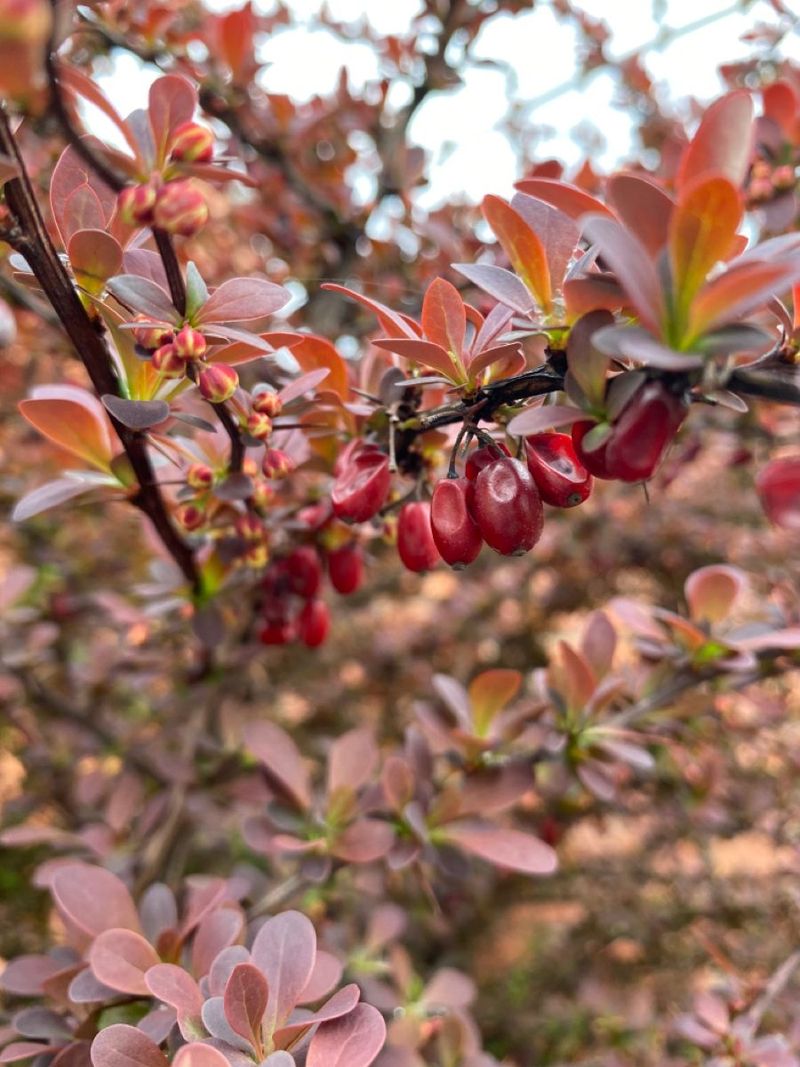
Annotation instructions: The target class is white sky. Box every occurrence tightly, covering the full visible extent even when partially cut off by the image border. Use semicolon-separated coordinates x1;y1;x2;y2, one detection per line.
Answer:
94;0;800;206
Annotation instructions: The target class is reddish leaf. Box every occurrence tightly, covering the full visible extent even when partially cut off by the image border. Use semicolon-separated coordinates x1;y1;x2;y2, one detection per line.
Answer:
580;611;617;679
274;983;360;1042
0;1043;49;1063
606;173;675;257
466;342;525;381
12;477;113;522
306;1002;386;1067
68;231;123;290
551;640;596;711
300;951;344;1004
482;195;551;310
242;721;312;810
277;368;331;405
198;277;289;323
172;1046;230;1067
422;968;475;1010
19;388;114;471
763;80;798;137
371;338;458;381
223;963;269;1047
51;864;140;945
89;929;160;995
57;64;142;162
106;276;178;323
468;669;521;736
677;89;753;189
191;908;244;979
250;911;316;1034
688;259;800;341
327;728;377;796
330;819;395;863
321;284;420;339
685;565;746;624
421;278;466;359
507;403;584;437
444;819;557;875
514;177;614;222
62;187;106;242
148;76;197;164
510;193;579;288
144;963;203;1017
278;335;349;400
89;1026;168;1067
0;955;64;996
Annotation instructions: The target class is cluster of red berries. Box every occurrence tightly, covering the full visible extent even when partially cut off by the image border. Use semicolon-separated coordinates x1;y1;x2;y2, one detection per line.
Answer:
571;380;688;483
258;541;365;646
117;122;214;236
133;318;240;400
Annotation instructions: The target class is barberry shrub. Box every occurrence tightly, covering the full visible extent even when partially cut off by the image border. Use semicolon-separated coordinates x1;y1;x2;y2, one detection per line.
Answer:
3;2;800;1066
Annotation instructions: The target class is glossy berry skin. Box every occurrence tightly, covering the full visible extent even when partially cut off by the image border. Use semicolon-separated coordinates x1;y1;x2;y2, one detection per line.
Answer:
326;543;364;595
756;456;800;530
430;478;483;569
604;381;688;483
331;447;391;523
258;619;295;646
471;456;543;556
572;420;614;479
297;599;330;648
465;441;511;481
524;432;593;507
397;502;441;573
285;546;323;599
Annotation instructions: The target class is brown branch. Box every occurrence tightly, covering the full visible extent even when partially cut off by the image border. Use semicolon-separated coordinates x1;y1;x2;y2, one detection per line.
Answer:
0;107;200;593
152;227;187;318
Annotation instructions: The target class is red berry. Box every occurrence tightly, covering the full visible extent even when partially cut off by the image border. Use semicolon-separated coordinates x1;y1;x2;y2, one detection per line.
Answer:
604;381;687;483
297;599;330;647
326;543;364;595
430;478;482;569
258;619;295;646
331;447;391;524
756;456;800;530
465;441;511;481
471;456;543;556
285;546;323;598
396;502;440;573
572;419;614;479
524;432;593;508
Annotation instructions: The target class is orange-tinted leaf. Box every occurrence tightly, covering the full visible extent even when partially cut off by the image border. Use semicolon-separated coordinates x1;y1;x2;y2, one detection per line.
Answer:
444;819;557;875
763;80;798;138
482;195;551;310
371;338;458;381
677;89;753;189
669;176;742;315
68;230;123;292
688;259;800;341
582;216;664;334
510;193;580;289
550;641;595;713
468;669;521;736
421;278;466;359
283;335;349;400
321;283;419;339
19;388;114;471
685;565;746;624
57;63;142;163
149;76;197;166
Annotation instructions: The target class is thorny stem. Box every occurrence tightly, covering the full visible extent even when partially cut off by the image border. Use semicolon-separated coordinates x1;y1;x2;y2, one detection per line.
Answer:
0;107;201;593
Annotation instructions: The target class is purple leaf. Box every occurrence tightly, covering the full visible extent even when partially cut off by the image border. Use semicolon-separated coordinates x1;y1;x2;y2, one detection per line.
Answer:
106;276;178;323
330;820;395;864
506;404;584;437
89;929;160;995
223;964;268;1047
274;984;360;1043
192;909;245;980
145;964;203;1017
421;968;475;1010
138;885;178;945
12;479;106;522
452;263;536;315
277;369;331;405
51;864;140;944
242;722;312;811
208;947;251;998
68;968;121;1004
327;729;377;796
250;912;317;1034
148;76;197;162
299;951;343;1005
12;1009;71;1041
0;1043;48;1063
306;1003;386;1067
443;820;558;875
509;193;580;288
90;1025;168;1067
199;278;290;323
582;215;664;335
101;397;170;431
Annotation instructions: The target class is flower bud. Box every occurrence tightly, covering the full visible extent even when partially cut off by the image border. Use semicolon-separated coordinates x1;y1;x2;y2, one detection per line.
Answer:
176;502;204;531
153;180;209;237
152;342;186;379
173;325;207;360
262;449;295;479
198;364;238;402
169;121;215;164
133;315;174;351
0;0;51;43
246;411;274;440
251;481;276;510
236;513;266;542
252;391;283;418
117;182;159;226
187;464;214;490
